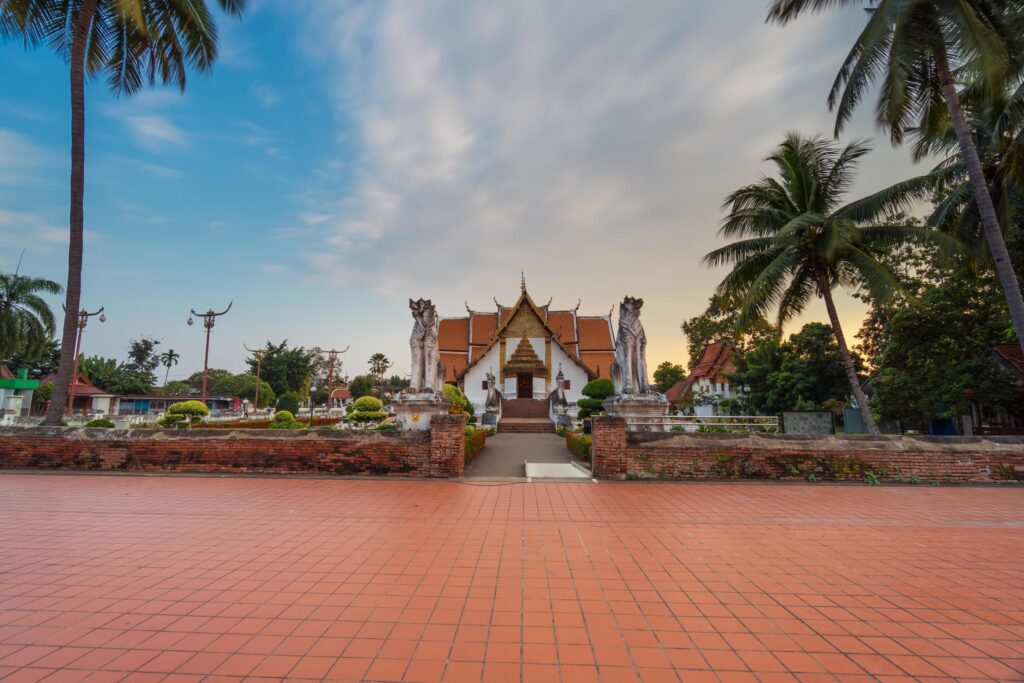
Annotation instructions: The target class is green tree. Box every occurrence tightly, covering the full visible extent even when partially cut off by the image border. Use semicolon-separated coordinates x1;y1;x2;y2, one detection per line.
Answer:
1;0;247;424
368;353;392;387
246;340;316;396
681;293;776;369
731;323;860;416
577;378;614;419
276;391;300;414
703;133;953;434
652;361;685;393
161;380;191;396
348;374;374;400
158;348;180;386
184;368;232;392
125;336;160;386
1;336;61;378
0;271;61;361
77;355;152;394
767;0;1024;355
210;373;275;408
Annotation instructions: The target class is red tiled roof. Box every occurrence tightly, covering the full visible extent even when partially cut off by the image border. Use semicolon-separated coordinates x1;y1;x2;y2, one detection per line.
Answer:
580;351;616;379
441;352;466;383
41;372;112;396
329;387;352;400
577;317;614;351
438;318;469;352
664;341;736;402
547;311;577;344
0;365;14;380
470;313;498;345
994;344;1024;376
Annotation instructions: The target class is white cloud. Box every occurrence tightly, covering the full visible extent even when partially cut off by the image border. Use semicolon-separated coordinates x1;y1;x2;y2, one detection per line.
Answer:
252;83;282;107
103;90;190;151
292;0;929;364
0;129;58;184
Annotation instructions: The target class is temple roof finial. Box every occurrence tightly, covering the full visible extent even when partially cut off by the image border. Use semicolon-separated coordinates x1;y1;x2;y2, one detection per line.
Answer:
520;271;526;293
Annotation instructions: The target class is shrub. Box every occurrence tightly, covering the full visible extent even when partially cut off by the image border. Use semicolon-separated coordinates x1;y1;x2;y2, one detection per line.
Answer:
84;418;115;428
268;410;304;430
577;378;614;419
159;400;209;429
565;431;592;462
353;396;383;412
443;384;474;420
376;422;399;431
352;411;388;423
276;391;300;414
464;427;487;463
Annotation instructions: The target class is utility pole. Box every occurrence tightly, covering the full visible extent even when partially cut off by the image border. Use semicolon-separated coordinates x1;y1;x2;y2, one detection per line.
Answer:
187;301;232;404
244;343;271;412
63;305;105;414
322;346;350;408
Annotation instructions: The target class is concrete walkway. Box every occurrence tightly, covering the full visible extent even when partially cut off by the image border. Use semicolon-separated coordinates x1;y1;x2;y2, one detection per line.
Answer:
464;432;583;478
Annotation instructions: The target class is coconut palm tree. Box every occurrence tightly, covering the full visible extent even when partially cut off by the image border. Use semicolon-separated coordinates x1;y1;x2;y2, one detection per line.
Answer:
368;353;391;388
159;348;180;387
703;133;957;434
766;0;1024;354
1;0;246;425
0;271;62;360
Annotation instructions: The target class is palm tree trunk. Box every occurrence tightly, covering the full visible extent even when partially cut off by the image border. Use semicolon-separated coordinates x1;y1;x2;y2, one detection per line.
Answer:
164;364;171;387
935;45;1024;355
46;0;99;426
819;278;880;435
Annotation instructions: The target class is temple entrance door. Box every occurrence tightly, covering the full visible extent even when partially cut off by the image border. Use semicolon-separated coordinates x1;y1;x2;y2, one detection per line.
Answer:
516;373;533;399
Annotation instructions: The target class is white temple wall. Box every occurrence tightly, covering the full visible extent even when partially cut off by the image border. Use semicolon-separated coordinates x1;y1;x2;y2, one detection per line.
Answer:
462;346;500;414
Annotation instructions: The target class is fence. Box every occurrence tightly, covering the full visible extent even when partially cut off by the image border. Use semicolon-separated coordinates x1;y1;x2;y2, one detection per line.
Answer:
623;415;780;433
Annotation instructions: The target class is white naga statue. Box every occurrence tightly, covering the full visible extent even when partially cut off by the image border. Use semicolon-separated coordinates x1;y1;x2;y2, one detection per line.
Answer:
484;369;501;414
610;296;653;395
408;298;446;393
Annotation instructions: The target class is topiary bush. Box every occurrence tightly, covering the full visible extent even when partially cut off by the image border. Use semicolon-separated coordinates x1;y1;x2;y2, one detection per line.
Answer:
268;410;304;430
84;418;115;428
351;396;387;427
276;391;300;415
158;400;210;429
577;378;615;419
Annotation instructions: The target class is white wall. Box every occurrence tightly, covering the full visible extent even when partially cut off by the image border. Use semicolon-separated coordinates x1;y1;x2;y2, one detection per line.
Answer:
463;345;500;413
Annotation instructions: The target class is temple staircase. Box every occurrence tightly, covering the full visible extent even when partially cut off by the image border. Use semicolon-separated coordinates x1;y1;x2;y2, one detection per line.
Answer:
499;398;554;433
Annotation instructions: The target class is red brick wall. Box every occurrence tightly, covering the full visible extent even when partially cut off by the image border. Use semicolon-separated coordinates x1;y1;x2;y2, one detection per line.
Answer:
592;417;1024;484
0;418;467;478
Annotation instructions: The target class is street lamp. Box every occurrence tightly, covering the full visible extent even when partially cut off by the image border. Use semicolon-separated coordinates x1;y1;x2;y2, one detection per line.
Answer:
244;343;271;413
63;304;105;414
188;301;232;404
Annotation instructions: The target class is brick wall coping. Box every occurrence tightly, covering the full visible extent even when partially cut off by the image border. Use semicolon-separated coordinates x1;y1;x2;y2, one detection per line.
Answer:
0;426;428;443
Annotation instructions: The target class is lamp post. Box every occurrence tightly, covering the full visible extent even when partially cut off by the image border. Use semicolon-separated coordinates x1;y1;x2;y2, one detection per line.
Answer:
187;301;232;404
322;346;349;409
64;305;105;414
244;343;270;413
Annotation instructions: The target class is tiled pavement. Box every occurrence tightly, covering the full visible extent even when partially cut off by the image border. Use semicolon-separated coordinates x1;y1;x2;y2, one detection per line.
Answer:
0;474;1022;682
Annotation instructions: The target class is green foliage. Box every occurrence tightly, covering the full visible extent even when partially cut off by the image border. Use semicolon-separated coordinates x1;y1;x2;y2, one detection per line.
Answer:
78;355;153;395
368;353;392;385
351;411;387;423
161;380;192;396
376;422;399;431
565;432;592;462
730;323;862;415
575;398;605;420
32;381;53;408
653;361;685;393
276;391;300;415
870;266;1017;424
2;336;61;378
210;373;275;408
349;374;374;400
582;378;614;400
353;396;383;412
84;418;115;428
680;293;776;369
464;427;487;462
184;368;233;392
158;400;208;429
864;471;880;486
126;336;161;376
442;384;474;418
0;272;61;361
245;341;318;396
268;410;304;430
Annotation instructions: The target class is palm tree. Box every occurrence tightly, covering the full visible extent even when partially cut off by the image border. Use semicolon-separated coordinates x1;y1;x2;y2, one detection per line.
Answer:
1;0;246;425
766;0;1024;355
159;348;180;387
0;271;62;360
368;353;392;388
703;133;956;434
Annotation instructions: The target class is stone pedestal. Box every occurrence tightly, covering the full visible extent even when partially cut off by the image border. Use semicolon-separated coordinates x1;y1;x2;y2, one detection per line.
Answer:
481;412;499;428
394;391;452;431
603;393;669;432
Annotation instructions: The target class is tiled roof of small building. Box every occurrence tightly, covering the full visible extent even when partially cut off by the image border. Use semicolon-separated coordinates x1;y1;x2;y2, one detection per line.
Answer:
664;341;736;402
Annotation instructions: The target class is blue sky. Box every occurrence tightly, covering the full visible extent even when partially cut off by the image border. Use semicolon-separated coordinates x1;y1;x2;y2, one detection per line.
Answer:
0;1;929;382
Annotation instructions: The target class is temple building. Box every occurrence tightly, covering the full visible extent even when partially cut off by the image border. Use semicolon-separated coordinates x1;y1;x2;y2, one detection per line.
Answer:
438;281;615;410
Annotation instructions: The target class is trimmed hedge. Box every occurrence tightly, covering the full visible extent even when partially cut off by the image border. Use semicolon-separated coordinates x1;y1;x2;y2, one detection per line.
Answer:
565;431;592;462
192;417;341;430
84;418;115;428
465;427;487;464
353;396;383;412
